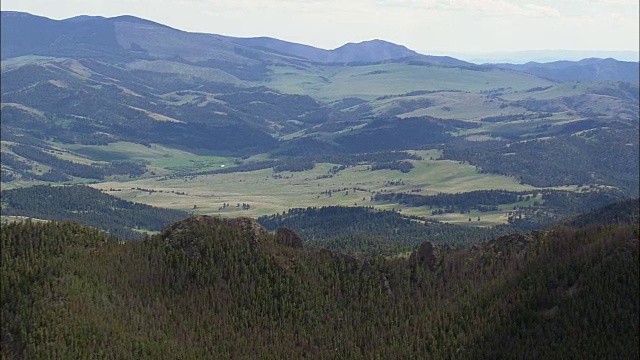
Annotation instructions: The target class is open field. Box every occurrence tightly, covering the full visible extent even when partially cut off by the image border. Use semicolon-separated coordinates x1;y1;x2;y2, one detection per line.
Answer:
0;55;67;70
263;63;554;101
92;150;541;223
126;60;245;85
498;82;593;101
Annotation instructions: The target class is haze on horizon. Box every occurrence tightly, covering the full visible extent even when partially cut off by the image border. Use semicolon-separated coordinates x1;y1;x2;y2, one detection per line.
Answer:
1;0;639;62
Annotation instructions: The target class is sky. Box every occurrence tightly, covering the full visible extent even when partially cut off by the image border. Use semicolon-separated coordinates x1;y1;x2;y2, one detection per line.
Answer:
2;0;639;58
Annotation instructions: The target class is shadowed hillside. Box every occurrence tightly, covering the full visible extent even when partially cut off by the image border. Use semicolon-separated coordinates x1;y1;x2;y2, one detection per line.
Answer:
0;184;188;238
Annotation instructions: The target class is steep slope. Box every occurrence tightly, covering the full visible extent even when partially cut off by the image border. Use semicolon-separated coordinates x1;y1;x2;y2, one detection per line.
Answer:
216;35;331;62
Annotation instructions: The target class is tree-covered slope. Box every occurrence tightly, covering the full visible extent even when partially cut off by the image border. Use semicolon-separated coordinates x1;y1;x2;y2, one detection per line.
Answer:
443;128;640;195
2;203;638;358
258;206;515;255
0;184;188;238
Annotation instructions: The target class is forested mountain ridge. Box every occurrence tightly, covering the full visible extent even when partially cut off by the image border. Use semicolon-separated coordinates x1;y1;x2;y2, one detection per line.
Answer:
1;201;638;358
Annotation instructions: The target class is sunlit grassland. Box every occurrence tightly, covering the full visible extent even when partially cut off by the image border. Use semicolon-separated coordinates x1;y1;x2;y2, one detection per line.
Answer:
0;55;66;71
59;142;237;175
376;192;544;226
498;82;593;101
394;92;530;120
4;140;572;226
91;150;538;221
263;63;554;101
60;141;198;162
125;60;244;85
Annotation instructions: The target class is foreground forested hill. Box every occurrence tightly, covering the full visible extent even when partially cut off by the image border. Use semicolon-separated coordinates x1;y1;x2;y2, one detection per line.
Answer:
2;202;638;359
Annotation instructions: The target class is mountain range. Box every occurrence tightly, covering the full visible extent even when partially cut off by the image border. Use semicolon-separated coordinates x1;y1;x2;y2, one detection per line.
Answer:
454;50;640;64
0;11;464;67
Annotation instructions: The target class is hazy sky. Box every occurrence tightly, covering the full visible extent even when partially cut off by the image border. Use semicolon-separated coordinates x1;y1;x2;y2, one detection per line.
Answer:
2;0;639;55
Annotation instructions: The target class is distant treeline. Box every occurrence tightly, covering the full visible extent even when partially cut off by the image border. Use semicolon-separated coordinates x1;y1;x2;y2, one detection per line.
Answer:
375;190;527;210
0;185;187;239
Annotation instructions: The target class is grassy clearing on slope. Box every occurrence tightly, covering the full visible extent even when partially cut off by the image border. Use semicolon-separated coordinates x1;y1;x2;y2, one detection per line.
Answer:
125;60;244;85
0;55;66;70
392;92;530;120
59;142;237;175
264;63;554;101
498;82;593;101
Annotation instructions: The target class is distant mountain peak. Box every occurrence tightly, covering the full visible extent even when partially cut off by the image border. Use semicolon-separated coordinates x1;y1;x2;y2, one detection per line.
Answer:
108;15;169;27
337;39;406;47
63;15;106;22
330;39;418;63
334;39;413;52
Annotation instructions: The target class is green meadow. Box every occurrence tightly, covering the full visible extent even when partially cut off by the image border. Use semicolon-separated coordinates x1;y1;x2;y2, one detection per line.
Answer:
263;63;554;101
60;142;237;175
92;150;539;224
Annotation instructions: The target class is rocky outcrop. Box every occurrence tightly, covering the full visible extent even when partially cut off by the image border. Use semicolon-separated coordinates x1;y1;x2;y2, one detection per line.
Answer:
221;217;271;243
483;233;534;255
409;241;441;271
161;215;304;251
274;227;303;249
